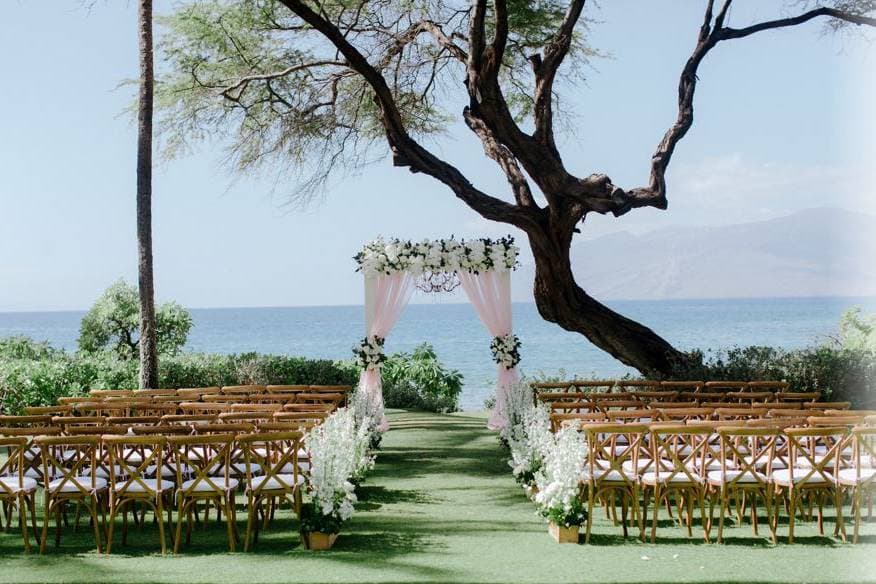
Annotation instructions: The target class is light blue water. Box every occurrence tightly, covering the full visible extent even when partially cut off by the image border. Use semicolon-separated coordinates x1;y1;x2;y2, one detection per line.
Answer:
1;297;873;410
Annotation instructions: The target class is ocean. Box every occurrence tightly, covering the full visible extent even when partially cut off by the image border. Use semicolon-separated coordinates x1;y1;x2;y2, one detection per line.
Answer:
1;297;873;410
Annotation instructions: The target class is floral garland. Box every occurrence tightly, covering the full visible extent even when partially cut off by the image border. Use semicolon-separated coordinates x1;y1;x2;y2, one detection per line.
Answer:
490;333;521;369
354;236;519;277
533;425;589;527
353;336;385;371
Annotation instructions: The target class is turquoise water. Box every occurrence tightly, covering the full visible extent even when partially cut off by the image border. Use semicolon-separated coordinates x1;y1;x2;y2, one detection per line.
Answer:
1;297;873;410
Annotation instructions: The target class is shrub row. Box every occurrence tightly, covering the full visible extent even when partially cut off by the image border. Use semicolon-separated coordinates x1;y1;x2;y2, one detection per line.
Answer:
0;337;463;415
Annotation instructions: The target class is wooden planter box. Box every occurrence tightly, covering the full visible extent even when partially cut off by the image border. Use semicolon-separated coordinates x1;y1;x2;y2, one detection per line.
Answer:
302;531;339;550
548;522;579;544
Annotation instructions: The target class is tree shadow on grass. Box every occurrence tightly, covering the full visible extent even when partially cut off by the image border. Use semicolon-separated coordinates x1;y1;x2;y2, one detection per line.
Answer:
357;485;439;506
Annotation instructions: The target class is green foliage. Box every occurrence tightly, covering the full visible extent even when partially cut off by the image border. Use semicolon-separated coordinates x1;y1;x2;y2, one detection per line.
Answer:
156;0;598;194
78;280;193;359
381;343;463;413
0;337;359;415
838;307;876;352
673;344;876;408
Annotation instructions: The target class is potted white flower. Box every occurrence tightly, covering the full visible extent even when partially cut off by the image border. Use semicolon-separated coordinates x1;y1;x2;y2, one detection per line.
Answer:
508;402;552;499
533;425;588;544
301;408;373;550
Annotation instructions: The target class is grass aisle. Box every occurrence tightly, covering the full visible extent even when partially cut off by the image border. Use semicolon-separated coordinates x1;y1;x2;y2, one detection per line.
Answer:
1;409;874;583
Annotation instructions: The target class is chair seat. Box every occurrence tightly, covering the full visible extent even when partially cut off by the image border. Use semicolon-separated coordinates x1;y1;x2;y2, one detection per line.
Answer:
582;468;632;482
180;477;239;493
84;464;128;479
621;458;672;474
277;461;311;474
745;456;788;470
121;448;153;464
114;478;173;494
707;469;768;485
832;468;876;485
249;474;305;492
689;459;737;472
146;463;191;479
641;471;703;485
0;476;38;493
795;455;833;469
229;462;262;476
771;468;830;486
47;476;107;493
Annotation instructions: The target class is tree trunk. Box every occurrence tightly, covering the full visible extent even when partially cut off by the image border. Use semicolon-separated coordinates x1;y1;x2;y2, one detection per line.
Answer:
527;221;690;378
136;0;158;390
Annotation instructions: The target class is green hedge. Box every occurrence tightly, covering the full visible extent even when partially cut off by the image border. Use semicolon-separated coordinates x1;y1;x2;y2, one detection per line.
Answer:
0;337;359;414
0;337;462;414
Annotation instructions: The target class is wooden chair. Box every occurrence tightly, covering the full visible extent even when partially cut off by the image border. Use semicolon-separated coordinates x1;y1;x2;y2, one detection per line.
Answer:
839;426;876;543
708;426;780;543
641;424;715;543
282;403;335;413
775;392;821;403
715;407;769;421
805;402;851;411
168;434;239;552
660;381;704;393
35;435;106;553
656;407;714;422
0;415;52;428
0;437;39;551
548;412;604;432
628;391;679;405
88;389;135;399
23;405;72;416
549;400;598;414
176;387;220;400
238;431;305;551
103;435;173;554
160;414;217;426
726;391;775;405
747;381;790;393
772;426;848;543
221;385;266;395
581;423;649;542
704;381;748;392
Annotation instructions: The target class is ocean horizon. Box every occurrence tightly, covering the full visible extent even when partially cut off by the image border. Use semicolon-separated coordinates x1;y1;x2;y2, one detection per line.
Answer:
2;296;874;410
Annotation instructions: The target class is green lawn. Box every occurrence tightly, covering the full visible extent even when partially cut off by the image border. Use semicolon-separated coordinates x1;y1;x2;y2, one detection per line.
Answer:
1;409;874;583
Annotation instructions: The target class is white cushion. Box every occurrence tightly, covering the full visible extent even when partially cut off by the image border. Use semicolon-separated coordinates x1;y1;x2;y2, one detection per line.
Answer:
707;469;768;485
0;476;38;493
249;474;305;491
689;459;736;472
582;468;632;482
84;464;128;479
145;463;191;479
121;448;153;464
180;477;239;493
771;468;830;485
277;461;311;474
114;478;173;493
833;468;876;485
47;476;107;493
621;458;672;473
229;462;262;476
641;471;703;485
794;455;833;469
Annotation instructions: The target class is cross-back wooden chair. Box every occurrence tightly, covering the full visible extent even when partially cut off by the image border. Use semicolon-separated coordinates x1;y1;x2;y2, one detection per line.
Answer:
775;391;821;403
282;403;335;413
660;381;704;393
201;394;245;403
0;436;39;551
228;403;283;413
168;434;238;552
594;400;642;414
708;426;780;543
237;431;305;551
581;423;649;543
0;426;62;483
716;407;769;421
627;391;679;405
838;426;876;543
748;381;790;393
804;401;851;411
641;424;715;543
0;415;52;428
726;391;775;405
103;435;173;554
89;389;135;399
549;400;598;414
272;411;330;425
221;384;266;395
180;402;233;414
656;407;715;422
23;405;72;416
176;387;221;400
35;435;106;553
682;391;727;403
649;401;699;410
549;412;604;433
773;426;848;543
160;413;217;426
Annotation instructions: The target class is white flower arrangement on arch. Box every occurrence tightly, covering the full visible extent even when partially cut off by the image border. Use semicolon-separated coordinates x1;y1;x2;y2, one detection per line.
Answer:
490;333;521;369
354;236;520;278
353;335;385;371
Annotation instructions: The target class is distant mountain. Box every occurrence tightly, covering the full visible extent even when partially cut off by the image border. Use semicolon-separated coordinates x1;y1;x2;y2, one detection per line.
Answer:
511;208;876;301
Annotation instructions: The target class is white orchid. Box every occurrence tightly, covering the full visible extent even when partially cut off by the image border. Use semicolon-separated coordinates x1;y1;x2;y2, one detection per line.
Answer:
354;236;519;277
533;425;589;527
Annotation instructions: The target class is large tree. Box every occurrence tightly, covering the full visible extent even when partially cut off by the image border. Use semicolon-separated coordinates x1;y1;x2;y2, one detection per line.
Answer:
137;0;159;388
157;0;875;377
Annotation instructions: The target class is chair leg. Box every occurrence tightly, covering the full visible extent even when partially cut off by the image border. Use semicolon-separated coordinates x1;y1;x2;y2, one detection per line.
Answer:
39;499;51;554
156;496;167;556
244;496;255;552
173;499;186;554
106;504;118;554
18;495;31;553
788;490;797;544
750;492;759;537
699;490;709;543
88;500;102;553
224;496;236;552
717;490;727;544
650;485;660;543
54;501;63;548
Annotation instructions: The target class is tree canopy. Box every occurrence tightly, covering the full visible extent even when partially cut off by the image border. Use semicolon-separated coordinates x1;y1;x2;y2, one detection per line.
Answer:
78;280;193;359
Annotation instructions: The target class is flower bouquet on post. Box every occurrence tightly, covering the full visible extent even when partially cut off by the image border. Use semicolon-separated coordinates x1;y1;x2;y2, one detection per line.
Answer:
533;425;588;544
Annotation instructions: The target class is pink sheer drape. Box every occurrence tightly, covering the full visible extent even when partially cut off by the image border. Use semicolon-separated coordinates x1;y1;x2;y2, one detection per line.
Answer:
361;272;416;431
458;270;518;430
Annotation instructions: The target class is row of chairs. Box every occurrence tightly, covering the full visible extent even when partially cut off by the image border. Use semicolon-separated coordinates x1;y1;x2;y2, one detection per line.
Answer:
0;428;307;554
534;380;791;395
567;419;875;544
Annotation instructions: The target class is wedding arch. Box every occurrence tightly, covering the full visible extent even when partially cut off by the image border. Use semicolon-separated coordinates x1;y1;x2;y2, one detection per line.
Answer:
353;237;522;432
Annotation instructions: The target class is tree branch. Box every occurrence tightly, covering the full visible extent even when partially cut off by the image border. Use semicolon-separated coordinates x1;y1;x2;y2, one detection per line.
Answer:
720;6;876;40
276;0;539;229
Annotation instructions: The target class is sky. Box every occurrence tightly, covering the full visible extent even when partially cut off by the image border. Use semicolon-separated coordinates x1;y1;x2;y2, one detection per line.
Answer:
1;1;874;312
